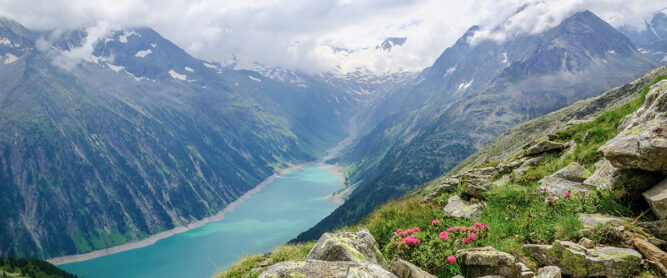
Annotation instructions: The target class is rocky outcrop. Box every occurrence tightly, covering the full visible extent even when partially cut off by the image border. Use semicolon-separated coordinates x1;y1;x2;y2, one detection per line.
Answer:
538;162;594;197
388;258;437;278
443;195;482;219
643;178;667;219
422;178;458;201
535;266;561;278
583;160;618;190
522;241;642;277
631;237;667;270
261;230;402;278
307;229;386;265
638;220;667;239
577;213;630;229
455;247;522;278
526;141;566;156
462;174;494;198
599;80;667;174
258;259;397;278
552;162;590;182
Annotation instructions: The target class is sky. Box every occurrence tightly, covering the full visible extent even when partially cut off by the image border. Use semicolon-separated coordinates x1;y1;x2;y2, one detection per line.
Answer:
0;0;664;74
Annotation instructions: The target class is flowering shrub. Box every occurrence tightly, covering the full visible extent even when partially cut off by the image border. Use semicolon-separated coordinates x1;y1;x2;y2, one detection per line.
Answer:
385;220;490;276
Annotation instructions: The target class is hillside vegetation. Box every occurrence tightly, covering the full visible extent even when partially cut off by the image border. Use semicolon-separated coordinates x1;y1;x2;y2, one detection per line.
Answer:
216;67;667;277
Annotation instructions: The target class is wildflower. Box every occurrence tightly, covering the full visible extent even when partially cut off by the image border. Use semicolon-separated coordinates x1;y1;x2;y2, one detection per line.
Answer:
565;191;571;199
460;226;467;232
440;231;449;240
432;219;440;226
547;196;553;202
463;238;471;245
470;197;476;203
468;233;476;241
447;227;456;233
469;226;476;232
402;235;419;246
447;255;456;264
543;187;548;193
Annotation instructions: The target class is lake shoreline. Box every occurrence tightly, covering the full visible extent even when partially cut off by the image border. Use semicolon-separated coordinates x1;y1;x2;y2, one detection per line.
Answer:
48;162;344;266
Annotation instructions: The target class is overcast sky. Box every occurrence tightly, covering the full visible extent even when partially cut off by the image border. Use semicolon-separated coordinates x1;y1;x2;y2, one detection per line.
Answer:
0;0;664;74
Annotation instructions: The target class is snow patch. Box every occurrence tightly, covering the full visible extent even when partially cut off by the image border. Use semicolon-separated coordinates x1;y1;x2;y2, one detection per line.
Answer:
248;75;261;82
203;62;218;69
4;53;18;64
502;52;509;65
661;55;667;63
458;79;474;89
151;43;157;48
444;66;456;77
118;31;139;43
184;67;194;72
0;37;11;45
169;69;187;80
107;64;125;72
608;50;616;54
135;49;152;58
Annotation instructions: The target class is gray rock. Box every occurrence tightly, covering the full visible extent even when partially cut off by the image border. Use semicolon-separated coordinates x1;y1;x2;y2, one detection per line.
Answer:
468;167;497;176
583;159;619;190
522;240;642;277
456;247;521;278
538;176;593;197
388;258;437;278
638;220;667;239
443;195;482;219
647;237;667;250
422;177;458;201
463;174;494;198
577;213;630;229
536;266;561;278
577;237;594;249
512;155;548;179
643;178;667;219
259;259;397;278
526;141;566;156
600;80;667;174
552;162;590;182
518;262;535;278
307;229;386;265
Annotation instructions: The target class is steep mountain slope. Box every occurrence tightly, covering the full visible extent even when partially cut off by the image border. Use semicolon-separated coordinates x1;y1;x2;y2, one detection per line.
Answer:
0;20;346;258
295;10;658;242
619;9;667;63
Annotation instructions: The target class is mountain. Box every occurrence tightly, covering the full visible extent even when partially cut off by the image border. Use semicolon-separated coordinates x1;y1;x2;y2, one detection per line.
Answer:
0;19;348;258
619;9;667;63
376;37;407;51
294;10;658;242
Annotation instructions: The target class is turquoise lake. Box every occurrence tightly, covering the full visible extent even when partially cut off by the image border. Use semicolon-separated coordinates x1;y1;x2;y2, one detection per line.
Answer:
60;166;342;278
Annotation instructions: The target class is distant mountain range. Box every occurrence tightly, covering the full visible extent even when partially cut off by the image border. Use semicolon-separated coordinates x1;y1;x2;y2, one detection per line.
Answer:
294;9;660;242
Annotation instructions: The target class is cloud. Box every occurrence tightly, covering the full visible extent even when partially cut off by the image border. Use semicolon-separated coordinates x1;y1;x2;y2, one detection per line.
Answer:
0;0;664;74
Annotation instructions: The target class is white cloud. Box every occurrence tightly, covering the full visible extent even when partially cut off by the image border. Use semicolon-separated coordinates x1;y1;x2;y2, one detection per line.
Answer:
0;0;664;74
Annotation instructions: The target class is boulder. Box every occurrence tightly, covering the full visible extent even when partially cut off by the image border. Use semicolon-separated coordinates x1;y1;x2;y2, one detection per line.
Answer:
422;178;459;201
443;195;482;219
307;229;386;265
258;259;397;278
577;213;630;229
552;162;590;182
538;176;593;197
513;155;548;179
583;160;618;190
388;258;437;278
522;241;642;277
468;167;497;176
599;80;667;173
643;178;667;219
455;247;521;278
463;174;494;198
638;220;667;239
535;266;561;278
526;141;566;156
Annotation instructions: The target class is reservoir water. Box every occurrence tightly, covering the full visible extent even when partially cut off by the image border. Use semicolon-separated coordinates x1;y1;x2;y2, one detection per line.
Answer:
60;166;342;278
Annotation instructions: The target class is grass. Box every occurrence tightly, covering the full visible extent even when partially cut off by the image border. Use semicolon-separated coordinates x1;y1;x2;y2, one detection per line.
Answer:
214;242;314;278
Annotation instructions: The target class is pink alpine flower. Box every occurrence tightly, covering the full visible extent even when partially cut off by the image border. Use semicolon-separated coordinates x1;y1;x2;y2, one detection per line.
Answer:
565;191;571;199
440;231;449;240
547;196;554;202
447;255;456;264
469;226;476;232
470;197;476;203
468;232;477;241
447;227;456;233
402;235;420;246
432;219;440;226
